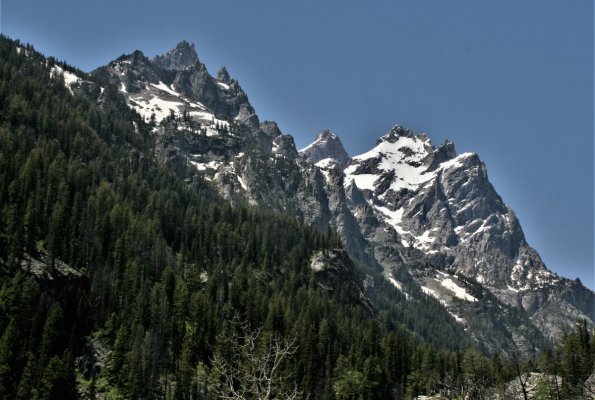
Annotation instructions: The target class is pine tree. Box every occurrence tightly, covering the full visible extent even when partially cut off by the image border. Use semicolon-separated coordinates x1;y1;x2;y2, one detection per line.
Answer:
0;319;20;398
39;303;64;368
333;355;365;400
40;353;76;400
16;352;37;400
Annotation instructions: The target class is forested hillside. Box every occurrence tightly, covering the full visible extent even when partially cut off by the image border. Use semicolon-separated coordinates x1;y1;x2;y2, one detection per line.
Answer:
0;36;593;400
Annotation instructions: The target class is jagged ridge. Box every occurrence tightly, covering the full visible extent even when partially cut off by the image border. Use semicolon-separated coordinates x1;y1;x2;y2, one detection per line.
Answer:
57;40;594;353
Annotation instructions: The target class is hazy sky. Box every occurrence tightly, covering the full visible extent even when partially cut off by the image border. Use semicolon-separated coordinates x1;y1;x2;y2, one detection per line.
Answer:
2;0;593;288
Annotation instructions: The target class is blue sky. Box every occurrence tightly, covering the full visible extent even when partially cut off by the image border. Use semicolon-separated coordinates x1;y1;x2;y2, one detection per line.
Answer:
2;0;593;288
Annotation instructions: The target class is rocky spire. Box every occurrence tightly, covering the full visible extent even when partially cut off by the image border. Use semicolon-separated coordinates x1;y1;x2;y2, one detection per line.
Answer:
217;66;231;83
152;40;199;71
377;124;414;144
425;139;457;171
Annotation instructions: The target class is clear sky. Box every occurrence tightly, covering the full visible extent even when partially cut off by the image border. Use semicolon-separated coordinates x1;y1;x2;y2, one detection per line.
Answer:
2;0;593;288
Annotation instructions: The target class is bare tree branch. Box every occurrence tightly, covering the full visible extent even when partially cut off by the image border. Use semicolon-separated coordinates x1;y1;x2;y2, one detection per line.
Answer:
211;320;303;400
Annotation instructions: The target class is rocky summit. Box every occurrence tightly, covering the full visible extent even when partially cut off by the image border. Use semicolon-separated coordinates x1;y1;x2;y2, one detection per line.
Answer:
81;41;594;353
299;129;350;170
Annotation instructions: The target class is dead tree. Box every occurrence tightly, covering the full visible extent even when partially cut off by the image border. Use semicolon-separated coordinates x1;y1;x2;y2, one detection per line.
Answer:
211;321;303;400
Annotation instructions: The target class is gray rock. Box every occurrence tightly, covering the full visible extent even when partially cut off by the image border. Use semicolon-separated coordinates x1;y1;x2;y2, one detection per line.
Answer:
260;120;283;138
20;255;84;282
272;134;298;159
309;249;374;313
152;40;199;70
217;66;231;83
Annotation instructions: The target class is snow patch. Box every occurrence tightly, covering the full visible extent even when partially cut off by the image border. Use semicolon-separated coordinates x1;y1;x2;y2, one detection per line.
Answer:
388;276;403;290
440;152;474;170
511;258;524;282
343;169;378;191
388;276;411;300
130;95;183;122
375;206;408;236
421;286;447;305
440;277;478;302
315;158;336;169
50;65;81;94
237;176;248;191
415;229;435;250
448;311;465;324
190;160;222;171
320;169;332;183
150;81;185;98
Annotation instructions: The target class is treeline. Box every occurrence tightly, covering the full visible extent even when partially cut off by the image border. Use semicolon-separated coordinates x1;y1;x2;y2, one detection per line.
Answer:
0;35;592;399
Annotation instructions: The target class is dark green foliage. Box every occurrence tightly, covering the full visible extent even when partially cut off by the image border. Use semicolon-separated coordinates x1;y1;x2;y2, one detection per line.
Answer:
557;321;594;398
40;353;77;400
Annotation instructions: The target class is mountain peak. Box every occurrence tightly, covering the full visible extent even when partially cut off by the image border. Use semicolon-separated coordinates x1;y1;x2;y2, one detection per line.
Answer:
152;40;199;70
425;139;458;171
300;129;350;170
217;66;231;83
316;128;337;141
114;49;150;65
260;121;282;137
378;124;415;144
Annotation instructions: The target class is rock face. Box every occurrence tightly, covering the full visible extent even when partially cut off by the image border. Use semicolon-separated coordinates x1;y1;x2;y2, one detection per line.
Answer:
309;249;375;315
152;40;199;71
21;255;85;283
94;41;594;354
217;66;231;83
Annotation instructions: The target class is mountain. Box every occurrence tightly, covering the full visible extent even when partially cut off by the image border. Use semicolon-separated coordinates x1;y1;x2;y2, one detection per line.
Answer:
339;125;594;340
87;40;595;354
2;34;594;400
